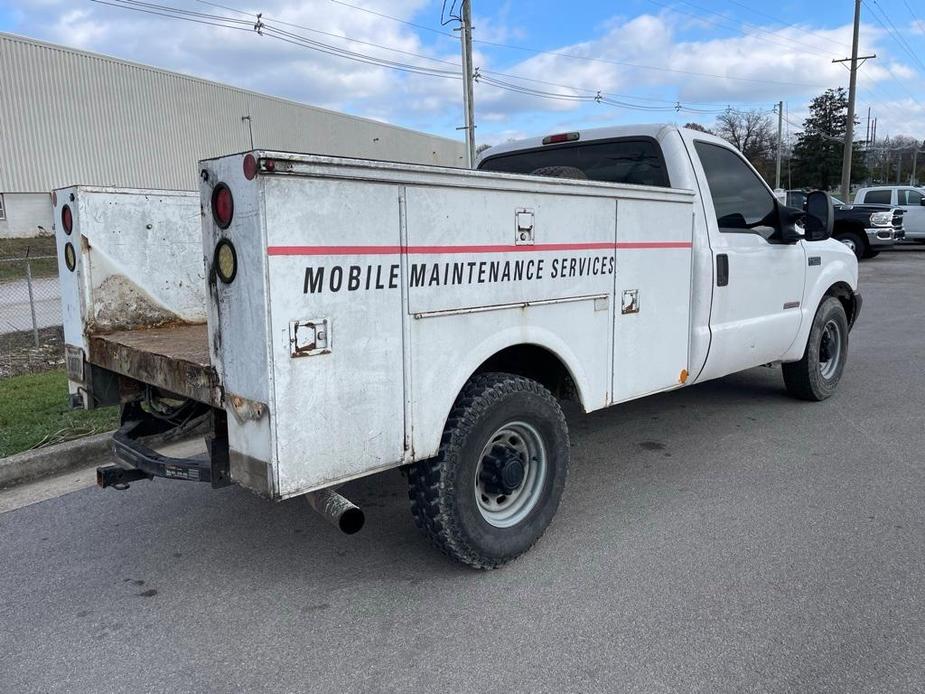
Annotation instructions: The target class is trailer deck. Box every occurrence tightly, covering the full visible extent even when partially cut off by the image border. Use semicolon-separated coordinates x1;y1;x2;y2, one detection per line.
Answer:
87;324;219;406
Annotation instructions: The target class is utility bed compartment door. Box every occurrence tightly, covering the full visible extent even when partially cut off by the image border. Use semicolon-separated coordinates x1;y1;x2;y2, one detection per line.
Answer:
264;178;406;496
404;187;616;314
612;198;694;402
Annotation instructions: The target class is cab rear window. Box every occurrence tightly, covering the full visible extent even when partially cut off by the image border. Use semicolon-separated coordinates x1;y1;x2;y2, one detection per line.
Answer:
863;190;892;204
478;138;671;188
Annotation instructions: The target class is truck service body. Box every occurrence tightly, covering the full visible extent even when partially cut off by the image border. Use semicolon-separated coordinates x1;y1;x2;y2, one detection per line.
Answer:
55;125;859;567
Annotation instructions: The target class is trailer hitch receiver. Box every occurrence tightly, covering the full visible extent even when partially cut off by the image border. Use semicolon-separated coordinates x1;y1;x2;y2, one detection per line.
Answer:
96;465;152;490
99;402;231;490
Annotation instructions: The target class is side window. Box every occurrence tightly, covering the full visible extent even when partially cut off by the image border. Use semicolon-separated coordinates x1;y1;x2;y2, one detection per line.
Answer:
693;141;777;238
900;189;923;206
786;191;806;209
864;190;892;204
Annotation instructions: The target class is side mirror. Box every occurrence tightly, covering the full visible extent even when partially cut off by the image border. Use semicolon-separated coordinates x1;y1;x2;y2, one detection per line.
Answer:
804;190;834;241
919;197;925;206
777;205;804;243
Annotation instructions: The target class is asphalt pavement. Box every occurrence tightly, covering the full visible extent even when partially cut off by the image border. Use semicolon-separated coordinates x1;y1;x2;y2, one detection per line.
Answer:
1;248;922;693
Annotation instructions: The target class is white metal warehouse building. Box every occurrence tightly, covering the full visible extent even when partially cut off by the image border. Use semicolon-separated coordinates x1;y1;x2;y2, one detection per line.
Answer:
0;33;465;238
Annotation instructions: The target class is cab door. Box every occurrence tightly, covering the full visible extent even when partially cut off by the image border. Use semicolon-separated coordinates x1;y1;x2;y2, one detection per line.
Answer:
897;188;925;238
684;137;806;381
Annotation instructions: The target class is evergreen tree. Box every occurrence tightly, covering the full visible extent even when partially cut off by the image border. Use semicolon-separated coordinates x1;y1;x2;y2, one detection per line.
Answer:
791;88;867;191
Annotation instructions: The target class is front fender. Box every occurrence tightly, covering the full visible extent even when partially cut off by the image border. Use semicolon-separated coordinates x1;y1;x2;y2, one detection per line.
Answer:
782;243;858;362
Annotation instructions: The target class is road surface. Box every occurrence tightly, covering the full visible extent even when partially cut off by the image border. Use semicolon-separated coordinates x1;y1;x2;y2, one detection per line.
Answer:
0;249;922;693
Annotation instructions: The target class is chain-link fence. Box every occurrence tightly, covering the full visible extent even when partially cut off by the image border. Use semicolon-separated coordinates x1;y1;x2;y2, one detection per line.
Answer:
0;250;64;379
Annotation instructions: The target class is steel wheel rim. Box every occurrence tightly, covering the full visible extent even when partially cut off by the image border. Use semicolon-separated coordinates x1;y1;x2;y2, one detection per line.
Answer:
819;319;843;380
474;421;547;528
839;237;857;252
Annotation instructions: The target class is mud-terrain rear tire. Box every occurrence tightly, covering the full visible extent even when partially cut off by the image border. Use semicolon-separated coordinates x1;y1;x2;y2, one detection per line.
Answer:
782;297;849;401
407;373;569;569
835;230;866;260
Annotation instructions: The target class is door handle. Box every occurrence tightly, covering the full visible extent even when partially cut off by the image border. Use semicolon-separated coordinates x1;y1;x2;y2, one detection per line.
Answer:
716;254;729;287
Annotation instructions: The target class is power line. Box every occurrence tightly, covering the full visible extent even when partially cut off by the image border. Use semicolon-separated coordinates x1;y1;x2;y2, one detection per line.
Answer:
326;0;457;39
647;0;839;62
285;0;837;88
867;0;925;73
719;0;852;51
94;0;762;117
900;0;925;35
467;36;830;89
857;1;925;107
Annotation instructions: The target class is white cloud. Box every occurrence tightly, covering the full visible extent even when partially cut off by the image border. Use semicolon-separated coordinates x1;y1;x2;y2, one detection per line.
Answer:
6;1;923;143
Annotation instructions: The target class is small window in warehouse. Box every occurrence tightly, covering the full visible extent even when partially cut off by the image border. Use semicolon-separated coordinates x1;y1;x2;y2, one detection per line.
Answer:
0;194;5;220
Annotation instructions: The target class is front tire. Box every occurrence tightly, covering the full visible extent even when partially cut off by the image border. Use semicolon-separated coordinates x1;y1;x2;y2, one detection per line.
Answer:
782;297;849;401
407;373;570;569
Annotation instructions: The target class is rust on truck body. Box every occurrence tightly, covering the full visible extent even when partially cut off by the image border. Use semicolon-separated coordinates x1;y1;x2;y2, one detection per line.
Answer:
87;323;220;407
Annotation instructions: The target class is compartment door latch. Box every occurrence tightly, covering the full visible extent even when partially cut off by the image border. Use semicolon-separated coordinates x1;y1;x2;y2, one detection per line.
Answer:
515;208;535;245
290;319;331;358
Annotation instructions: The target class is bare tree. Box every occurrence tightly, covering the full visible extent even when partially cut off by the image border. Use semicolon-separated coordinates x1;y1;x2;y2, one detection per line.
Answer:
682;122;713;134
714;109;777;183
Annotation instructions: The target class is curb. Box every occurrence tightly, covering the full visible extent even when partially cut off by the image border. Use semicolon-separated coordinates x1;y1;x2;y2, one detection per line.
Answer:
0;430;116;489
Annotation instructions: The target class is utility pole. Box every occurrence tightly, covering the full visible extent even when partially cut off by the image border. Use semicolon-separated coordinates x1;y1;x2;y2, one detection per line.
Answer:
775;100;783;190
833;0;875;201
457;0;476;168
911;141;925;186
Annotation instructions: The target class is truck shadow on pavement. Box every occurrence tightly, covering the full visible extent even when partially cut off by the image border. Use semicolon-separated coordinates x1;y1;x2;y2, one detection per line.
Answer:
6;364;811;585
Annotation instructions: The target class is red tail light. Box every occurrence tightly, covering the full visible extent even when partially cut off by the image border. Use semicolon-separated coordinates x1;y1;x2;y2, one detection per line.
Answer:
211;184;234;229
243;154;258;180
542;132;580;145
62;205;73;235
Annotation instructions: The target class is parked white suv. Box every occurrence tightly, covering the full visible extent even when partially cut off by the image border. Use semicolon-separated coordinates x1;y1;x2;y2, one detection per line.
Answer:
853;186;925;242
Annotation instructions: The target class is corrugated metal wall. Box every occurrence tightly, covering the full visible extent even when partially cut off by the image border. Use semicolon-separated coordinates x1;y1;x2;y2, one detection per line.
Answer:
0;33;465;193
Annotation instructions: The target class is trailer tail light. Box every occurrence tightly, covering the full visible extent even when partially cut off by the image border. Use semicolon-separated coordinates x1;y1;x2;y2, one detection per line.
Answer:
62;205;73;235
214;238;237;284
243;154;258;180
211;184;234;229
542;132;580;145
64;242;76;271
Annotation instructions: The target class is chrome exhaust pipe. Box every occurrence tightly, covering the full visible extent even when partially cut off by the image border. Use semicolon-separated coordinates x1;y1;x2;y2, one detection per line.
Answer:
304;488;365;535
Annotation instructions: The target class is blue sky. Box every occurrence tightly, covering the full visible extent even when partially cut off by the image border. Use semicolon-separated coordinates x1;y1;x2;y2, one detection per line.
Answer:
1;0;923;144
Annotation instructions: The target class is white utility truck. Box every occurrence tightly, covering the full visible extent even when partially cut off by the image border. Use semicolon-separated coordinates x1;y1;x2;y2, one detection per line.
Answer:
55;125;860;568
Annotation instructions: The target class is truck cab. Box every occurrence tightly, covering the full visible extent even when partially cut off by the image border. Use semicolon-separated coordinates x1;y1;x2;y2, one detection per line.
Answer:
853;185;925;242
480;126;859;381
56;125;860;569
